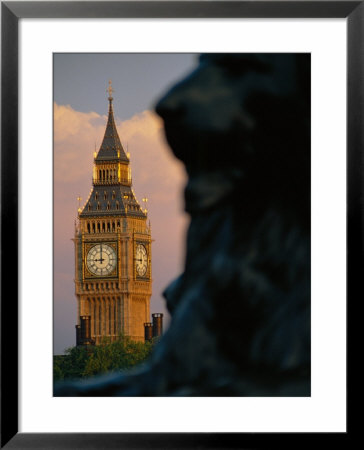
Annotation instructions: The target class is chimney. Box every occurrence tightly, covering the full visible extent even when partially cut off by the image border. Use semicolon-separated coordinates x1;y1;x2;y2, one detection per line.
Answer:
75;324;81;346
144;322;153;342
152;313;163;338
79;315;94;346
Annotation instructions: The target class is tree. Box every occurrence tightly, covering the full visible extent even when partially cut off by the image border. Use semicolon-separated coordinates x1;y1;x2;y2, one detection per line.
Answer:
53;335;155;381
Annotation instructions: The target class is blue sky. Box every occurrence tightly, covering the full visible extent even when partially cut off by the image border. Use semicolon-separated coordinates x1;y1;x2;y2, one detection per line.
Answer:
54;53;196;117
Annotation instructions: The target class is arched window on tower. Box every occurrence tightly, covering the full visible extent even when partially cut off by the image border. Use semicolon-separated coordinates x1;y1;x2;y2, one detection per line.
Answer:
116;201;119;210
97;202;100;211
95;192;98;200
87;223;90;233
104;192;107;200
112;191;115;200
107;202;110;210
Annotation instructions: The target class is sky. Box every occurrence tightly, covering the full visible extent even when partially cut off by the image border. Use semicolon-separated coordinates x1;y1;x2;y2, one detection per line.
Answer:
54;54;197;354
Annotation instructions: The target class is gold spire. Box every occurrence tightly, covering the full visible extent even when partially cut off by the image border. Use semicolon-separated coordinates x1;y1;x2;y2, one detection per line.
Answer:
107;79;114;99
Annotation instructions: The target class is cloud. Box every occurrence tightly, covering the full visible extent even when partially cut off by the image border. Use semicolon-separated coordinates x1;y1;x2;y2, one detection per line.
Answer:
117;110;187;207
54;104;105;184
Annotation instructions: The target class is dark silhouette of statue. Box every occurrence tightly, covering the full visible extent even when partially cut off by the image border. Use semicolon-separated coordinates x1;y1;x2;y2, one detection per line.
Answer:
55;54;310;397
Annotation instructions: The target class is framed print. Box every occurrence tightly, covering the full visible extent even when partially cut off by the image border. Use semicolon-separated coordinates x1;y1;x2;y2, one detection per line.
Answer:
1;1;357;448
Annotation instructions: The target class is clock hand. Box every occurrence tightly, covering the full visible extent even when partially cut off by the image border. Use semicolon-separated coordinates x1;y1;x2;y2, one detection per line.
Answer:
95;245;105;264
99;244;105;264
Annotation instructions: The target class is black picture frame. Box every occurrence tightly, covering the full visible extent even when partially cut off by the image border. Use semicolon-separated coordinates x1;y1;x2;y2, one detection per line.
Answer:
1;1;356;448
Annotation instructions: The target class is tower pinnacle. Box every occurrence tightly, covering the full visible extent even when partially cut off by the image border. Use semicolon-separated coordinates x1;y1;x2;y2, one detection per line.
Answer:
95;83;128;162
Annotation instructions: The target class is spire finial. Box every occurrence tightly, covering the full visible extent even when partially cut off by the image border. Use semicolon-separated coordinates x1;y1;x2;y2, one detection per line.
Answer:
142;197;148;214
77;195;82;213
107;79;114;100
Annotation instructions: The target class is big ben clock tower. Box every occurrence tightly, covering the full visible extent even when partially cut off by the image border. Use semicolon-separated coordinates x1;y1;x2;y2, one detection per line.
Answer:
74;81;152;345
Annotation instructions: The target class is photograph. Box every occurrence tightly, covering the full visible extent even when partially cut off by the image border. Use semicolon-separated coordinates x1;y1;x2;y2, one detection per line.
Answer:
53;53;311;397
53;53;193;380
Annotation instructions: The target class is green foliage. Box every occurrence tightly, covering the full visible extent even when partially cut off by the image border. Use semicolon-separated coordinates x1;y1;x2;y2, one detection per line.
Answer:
53;345;90;382
54;335;155;382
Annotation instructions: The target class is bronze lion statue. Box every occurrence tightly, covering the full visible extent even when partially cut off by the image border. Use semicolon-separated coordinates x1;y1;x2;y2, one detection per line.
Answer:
55;54;310;396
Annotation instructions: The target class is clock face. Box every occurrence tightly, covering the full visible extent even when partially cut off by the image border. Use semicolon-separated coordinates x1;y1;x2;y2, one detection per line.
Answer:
135;244;148;277
86;243;117;277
